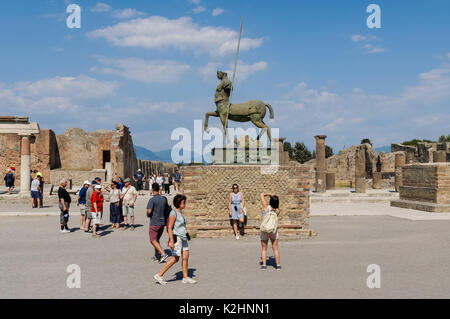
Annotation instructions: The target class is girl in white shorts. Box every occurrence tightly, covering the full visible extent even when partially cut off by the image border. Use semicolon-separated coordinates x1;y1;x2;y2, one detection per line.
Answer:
154;194;197;285
259;193;281;271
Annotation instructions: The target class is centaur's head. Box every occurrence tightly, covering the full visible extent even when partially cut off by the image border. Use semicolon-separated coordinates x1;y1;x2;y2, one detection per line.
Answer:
217;71;228;80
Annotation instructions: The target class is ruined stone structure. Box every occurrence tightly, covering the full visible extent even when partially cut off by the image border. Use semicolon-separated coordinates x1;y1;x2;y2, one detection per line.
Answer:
391;163;450;212
305;143;384;187
391;142;450;164
0;117;40;194
1;121;176;189
314;135;327;193
181;165;314;238
395;152;406;192
355;146;366;193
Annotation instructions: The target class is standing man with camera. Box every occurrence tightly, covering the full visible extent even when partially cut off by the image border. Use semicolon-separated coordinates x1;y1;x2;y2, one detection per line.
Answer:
58;179;71;233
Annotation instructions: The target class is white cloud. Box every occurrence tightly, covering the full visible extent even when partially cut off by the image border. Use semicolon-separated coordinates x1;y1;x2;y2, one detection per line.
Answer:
275;55;450;148
193;6;205;14
112;8;145;19
363;43;386;54
189;0;201;4
87;16;264;57
350;34;385;54
212;8;225;17
91;2;112;13
95;57;190;83
351;34;379;42
0;75;118;114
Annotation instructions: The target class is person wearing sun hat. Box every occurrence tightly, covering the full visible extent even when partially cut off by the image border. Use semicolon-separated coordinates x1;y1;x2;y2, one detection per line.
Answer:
77;180;90;231
91;184;104;238
84;180;97;233
119;178;137;230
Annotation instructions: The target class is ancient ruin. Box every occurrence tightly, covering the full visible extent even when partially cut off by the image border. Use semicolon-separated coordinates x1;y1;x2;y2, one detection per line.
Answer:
0;119;175;191
391;163;450;212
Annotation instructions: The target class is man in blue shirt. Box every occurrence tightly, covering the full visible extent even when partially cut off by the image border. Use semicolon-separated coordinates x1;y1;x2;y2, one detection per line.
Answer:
134;169;146;196
173;169;182;193
77;181;90;231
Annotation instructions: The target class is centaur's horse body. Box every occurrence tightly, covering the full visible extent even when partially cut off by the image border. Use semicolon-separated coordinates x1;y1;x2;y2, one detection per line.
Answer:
204;99;274;143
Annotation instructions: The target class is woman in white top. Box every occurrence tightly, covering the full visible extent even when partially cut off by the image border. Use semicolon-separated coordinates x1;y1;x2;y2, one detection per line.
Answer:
156;173;164;195
259;193;281;271
105;182;122;229
229;184;246;240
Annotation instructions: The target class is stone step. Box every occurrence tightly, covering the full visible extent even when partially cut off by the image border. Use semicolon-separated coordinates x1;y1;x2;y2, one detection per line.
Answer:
311;197;397;203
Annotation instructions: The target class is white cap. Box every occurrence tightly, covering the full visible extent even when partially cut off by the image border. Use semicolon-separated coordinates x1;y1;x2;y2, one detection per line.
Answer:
94;185;102;189
83;180;90;185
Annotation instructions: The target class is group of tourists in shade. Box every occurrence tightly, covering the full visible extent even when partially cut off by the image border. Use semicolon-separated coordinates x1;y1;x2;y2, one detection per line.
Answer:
3;167;45;208
55;167;281;285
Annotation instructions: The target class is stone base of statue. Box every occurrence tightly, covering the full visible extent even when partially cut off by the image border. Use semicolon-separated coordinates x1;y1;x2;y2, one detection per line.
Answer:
211;147;277;165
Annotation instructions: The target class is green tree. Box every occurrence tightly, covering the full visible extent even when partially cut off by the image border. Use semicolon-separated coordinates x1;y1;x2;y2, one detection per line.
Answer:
403;138;435;146
325;145;334;158
438;134;450;142
293;142;312;164
312;146;333;159
283;141;294;160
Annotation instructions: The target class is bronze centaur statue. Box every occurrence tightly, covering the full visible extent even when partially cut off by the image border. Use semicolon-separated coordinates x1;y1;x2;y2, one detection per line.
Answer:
204;71;274;145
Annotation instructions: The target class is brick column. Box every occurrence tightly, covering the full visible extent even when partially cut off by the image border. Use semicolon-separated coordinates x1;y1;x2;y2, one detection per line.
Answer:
355;146;366;193
326;172;335;190
314;135;327;193
433;151;446;163
20;135;31;195
372;172;382;189
395;152;406;192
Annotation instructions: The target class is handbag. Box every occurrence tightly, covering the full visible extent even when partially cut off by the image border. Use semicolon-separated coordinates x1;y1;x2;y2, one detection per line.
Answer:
119;187;130;209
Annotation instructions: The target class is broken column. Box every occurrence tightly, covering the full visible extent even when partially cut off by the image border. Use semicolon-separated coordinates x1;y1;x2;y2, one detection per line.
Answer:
20;135;31;195
326;172;335;190
395;152;406;192
314;135;327;193
433;151;446;163
355;146;366;193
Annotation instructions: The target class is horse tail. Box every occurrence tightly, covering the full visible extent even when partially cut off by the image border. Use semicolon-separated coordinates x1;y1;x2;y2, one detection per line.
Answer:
265;104;274;119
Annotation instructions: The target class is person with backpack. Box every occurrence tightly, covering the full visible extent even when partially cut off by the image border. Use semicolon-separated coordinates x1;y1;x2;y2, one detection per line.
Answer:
259;193;281;271
153;194;197;285
146;183;170;263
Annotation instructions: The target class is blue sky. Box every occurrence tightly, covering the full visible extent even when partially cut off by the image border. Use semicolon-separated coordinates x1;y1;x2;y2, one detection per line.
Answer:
0;0;449;154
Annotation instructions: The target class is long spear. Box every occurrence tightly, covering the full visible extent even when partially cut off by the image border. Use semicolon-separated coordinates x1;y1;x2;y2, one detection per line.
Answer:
224;17;243;144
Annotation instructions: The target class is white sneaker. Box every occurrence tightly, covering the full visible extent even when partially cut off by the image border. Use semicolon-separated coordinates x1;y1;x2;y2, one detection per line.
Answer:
182;277;197;284
236;235;240;240
154;274;167;285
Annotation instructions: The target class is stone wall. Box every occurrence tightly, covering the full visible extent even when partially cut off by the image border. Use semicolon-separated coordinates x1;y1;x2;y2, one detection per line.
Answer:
304;143;393;186
0;129;57;184
391;163;450;212
0;124;141;187
50;169;107;190
181;165;314;238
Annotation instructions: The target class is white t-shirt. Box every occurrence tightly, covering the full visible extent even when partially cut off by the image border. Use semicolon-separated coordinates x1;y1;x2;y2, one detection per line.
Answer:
31;179;40;192
156;176;163;186
120;186;137;205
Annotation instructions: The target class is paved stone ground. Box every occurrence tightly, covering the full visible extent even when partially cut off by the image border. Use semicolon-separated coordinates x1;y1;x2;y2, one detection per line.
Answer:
1;192;450;298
